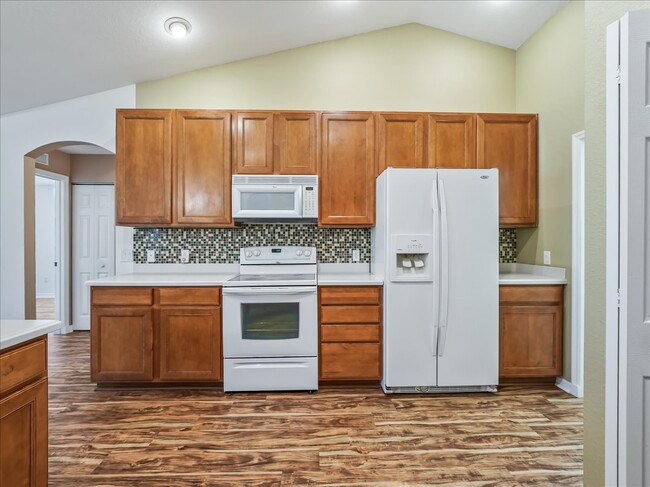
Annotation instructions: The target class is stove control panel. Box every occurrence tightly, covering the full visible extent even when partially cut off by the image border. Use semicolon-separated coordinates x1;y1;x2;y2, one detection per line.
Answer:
240;246;317;264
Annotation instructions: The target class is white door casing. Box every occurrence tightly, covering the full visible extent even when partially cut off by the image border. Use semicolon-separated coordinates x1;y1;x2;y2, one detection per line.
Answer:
606;9;650;487
72;185;115;330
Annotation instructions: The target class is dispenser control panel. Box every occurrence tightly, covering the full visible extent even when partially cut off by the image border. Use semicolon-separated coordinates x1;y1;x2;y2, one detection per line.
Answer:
391;234;433;282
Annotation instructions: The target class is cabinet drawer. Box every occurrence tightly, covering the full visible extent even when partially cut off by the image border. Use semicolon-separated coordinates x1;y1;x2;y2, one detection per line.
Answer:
321;305;381;324
320;286;381;305
320;343;381;380
158;287;221;306
499;285;562;305
92;287;153;306
321;324;380;343
0;338;47;395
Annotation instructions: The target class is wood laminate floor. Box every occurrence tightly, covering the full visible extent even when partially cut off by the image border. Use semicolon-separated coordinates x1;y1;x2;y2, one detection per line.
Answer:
37;297;55;319
48;333;583;486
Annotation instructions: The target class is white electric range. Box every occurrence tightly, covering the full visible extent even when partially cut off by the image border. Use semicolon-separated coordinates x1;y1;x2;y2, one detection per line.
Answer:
222;246;318;392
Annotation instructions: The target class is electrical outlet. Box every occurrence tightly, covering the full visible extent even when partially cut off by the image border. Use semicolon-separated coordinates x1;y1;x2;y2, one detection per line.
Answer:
180;249;190;264
120;249;133;263
352;249;360;263
543;250;551;265
146;249;156;263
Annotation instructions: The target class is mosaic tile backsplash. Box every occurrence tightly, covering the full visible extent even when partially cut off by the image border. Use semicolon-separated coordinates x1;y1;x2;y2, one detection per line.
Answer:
134;225;517;264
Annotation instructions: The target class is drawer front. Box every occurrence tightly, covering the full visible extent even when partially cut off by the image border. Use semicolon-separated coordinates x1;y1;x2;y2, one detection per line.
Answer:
158;287;221;306
320;343;381;380
499;285;563;305
92;287;153;306
0;338;47;395
321;324;380;343
321;305;381;324
320;286;381;305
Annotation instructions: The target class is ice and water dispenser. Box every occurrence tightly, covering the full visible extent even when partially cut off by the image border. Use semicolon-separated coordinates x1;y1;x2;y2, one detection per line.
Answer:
390;234;433;282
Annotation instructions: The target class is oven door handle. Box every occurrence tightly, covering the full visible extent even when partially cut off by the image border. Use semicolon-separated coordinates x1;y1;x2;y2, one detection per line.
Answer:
222;286;316;296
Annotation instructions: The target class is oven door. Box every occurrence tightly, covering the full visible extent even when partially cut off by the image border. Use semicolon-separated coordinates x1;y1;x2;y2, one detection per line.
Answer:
232;184;302;220
222;286;317;358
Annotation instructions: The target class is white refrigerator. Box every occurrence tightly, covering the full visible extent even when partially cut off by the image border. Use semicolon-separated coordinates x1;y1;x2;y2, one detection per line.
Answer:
371;168;499;393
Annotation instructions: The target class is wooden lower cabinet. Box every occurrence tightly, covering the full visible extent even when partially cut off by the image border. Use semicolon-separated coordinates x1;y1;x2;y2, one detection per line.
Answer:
91;306;154;382
499;285;564;380
319;286;382;381
0;338;49;487
91;286;222;384
159;307;222;381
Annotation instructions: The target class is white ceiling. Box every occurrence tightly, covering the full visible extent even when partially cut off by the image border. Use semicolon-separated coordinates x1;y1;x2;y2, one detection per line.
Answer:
0;0;568;115
57;144;114;155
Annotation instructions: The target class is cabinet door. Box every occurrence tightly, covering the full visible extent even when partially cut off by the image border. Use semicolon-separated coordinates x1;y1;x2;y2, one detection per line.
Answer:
320;112;375;226
234;112;274;174
275;112;318;174
91;306;154;382
427;113;476;169
477;114;538;227
320;343;381;380
0;378;48;487
499;304;562;377
158;307;222;381
116;109;173;225
376;113;426;174
175;110;232;225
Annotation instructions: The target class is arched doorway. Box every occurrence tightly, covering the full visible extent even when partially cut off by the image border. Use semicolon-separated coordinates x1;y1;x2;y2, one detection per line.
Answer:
25;141;115;331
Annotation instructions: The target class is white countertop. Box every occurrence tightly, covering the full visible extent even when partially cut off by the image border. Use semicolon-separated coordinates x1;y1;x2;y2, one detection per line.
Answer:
318;273;384;285
1;320;64;350
499;263;567;285
86;273;236;287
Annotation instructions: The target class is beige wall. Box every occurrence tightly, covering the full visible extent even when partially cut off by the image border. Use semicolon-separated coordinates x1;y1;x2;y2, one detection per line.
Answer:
583;2;649;486
137;23;516;112
34;149;70;176
70;154;115;183
514;1;585;382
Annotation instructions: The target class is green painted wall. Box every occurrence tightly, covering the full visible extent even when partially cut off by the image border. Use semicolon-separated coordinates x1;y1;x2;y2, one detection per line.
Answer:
515;0;585;382
137;23;515;112
583;2;650;486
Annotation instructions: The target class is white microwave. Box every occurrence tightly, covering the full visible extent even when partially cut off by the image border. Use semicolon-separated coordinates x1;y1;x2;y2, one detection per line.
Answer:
232;175;318;223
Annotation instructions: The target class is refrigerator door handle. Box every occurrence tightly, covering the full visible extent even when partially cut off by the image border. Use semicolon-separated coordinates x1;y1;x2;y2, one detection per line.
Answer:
432;177;440;355
437;178;450;357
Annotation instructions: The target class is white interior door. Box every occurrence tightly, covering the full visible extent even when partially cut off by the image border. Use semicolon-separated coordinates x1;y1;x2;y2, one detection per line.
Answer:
620;9;650;487
607;9;650;486
72;185;115;330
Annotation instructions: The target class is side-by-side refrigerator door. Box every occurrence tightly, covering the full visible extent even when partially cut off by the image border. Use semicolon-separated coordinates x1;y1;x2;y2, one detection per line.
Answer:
383;169;438;388
436;169;499;387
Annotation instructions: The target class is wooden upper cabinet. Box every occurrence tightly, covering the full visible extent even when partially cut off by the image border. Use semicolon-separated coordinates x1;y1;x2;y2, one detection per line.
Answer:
477;114;538;227
116;109;173;225
376;113;426;174
234;112;274;174
275;112;318;174
174;110;232;225
320;113;375;226
427;113;476;169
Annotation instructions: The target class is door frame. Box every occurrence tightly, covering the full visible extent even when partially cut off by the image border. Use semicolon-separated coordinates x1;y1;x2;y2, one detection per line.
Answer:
570;131;585;398
34;168;71;333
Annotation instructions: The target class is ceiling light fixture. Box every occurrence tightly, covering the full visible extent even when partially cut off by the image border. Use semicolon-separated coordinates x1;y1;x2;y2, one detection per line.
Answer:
164;17;192;38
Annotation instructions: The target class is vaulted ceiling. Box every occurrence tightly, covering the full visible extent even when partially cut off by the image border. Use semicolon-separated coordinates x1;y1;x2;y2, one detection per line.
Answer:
0;0;568;115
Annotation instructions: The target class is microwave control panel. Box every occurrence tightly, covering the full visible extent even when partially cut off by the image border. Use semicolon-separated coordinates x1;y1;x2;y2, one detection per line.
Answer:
302;185;318;217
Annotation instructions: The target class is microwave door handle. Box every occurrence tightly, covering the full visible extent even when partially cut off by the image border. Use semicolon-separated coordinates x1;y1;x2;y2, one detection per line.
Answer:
222;287;316;296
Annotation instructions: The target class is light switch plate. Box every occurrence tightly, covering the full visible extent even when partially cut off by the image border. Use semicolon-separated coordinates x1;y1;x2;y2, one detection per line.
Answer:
120;249;133;263
543;250;551;265
352;249;360;263
180;249;190;264
147;250;156;263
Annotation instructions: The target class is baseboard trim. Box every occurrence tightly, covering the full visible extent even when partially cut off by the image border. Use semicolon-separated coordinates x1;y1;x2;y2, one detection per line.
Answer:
36;293;55;299
555;377;583;398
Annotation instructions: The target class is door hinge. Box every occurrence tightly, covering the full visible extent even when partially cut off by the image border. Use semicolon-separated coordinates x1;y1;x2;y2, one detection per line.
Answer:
617;289;622;308
616;65;622;85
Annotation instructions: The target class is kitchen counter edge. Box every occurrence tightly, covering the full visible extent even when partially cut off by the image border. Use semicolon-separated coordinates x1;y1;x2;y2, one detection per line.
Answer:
1;320;64;350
